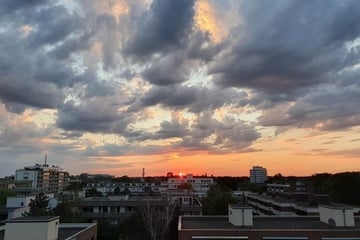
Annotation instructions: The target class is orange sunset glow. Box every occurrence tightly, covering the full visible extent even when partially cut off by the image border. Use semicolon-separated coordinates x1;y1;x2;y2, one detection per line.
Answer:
0;0;359;177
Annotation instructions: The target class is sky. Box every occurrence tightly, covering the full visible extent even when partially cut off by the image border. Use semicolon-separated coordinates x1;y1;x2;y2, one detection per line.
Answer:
0;0;360;177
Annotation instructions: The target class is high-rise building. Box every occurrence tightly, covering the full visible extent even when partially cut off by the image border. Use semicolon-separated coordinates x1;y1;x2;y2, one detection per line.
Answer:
15;163;69;193
250;166;268;184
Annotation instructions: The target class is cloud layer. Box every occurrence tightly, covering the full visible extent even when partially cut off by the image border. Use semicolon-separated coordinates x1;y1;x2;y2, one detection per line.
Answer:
0;0;359;175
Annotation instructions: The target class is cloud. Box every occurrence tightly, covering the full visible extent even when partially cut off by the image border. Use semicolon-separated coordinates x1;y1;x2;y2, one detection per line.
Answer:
0;0;48;15
125;0;195;57
209;0;360;98
1;0;360;176
57;98;133;134
137;85;248;113
259;87;360;131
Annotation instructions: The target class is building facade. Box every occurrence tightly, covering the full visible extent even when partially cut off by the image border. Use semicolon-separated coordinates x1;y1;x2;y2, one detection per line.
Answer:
162;174;214;197
15;164;69;193
250;166;268;184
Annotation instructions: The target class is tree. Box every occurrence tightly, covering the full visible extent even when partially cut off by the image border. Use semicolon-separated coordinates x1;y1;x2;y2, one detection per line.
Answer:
113;187;121;196
25;193;50;216
202;184;237;215
85;188;102;197
53;199;83;223
139;201;176;240
0;190;16;206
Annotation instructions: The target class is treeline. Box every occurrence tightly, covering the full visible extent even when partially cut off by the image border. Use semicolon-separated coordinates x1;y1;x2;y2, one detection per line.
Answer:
213;172;360;206
311;172;360;206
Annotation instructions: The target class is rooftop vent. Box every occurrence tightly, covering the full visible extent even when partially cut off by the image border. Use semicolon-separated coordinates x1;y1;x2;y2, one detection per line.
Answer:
228;204;253;227
319;205;355;227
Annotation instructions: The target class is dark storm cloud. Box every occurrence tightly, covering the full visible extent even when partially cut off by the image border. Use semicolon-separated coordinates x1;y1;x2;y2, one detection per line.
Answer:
188;111;261;152
142;51;189;85
124;110;260;154
124;118;190;142
186;31;223;62
139;85;247;113
209;0;360;97
141;32;222;86
125;0;195;56
0;1;99;113
57;100;133;134
259;87;360;131
26;5;85;48
0;0;48;14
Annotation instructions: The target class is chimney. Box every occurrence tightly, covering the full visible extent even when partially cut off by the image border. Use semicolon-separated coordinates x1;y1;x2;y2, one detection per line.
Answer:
228;204;253;227
319;205;355;227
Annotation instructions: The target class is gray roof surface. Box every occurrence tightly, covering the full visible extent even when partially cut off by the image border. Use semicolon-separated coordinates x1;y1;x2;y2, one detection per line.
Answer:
58;227;87;240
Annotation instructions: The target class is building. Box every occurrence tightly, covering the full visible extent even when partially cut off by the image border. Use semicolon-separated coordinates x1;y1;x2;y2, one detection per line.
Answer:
0;216;97;240
266;178;314;194
250;166;268;184
0;179;15;191
244;191;357;217
79;195;170;223
178;205;360;240
84;182;155;196
79;190;204;223
165;189;203;216
162;174;214;197
15;163;69;193
246;193;320;216
1;194;58;220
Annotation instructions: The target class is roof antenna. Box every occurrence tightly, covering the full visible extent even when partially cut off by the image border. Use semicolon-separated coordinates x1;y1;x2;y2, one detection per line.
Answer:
44;154;47;166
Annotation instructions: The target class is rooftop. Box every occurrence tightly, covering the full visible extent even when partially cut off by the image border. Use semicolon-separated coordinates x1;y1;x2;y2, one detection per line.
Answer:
6;216;59;223
180;216;360;230
0;222;96;240
58;223;97;240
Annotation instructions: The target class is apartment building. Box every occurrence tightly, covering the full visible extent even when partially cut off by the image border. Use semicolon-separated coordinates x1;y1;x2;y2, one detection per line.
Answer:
250;166;268;184
15;163;69;193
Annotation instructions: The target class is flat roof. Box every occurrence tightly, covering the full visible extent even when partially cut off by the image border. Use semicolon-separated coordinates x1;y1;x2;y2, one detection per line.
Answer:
0;223;96;240
7;216;59;223
247;193;358;208
180;216;360;230
58;223;97;240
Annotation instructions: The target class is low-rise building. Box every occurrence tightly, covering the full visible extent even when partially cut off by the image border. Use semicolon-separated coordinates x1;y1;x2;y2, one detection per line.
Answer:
79;195;170;223
84;182;155;196
1;194;58;220
246;193;320;216
165;189;203;216
162;174;214;197
0;179;15;191
0;216;97;240
178;205;360;240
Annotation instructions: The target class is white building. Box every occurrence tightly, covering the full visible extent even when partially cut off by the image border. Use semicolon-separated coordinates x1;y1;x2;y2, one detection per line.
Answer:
162;174;214;197
2;216;97;240
15;163;69;193
6;194;58;219
250;166;268;184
